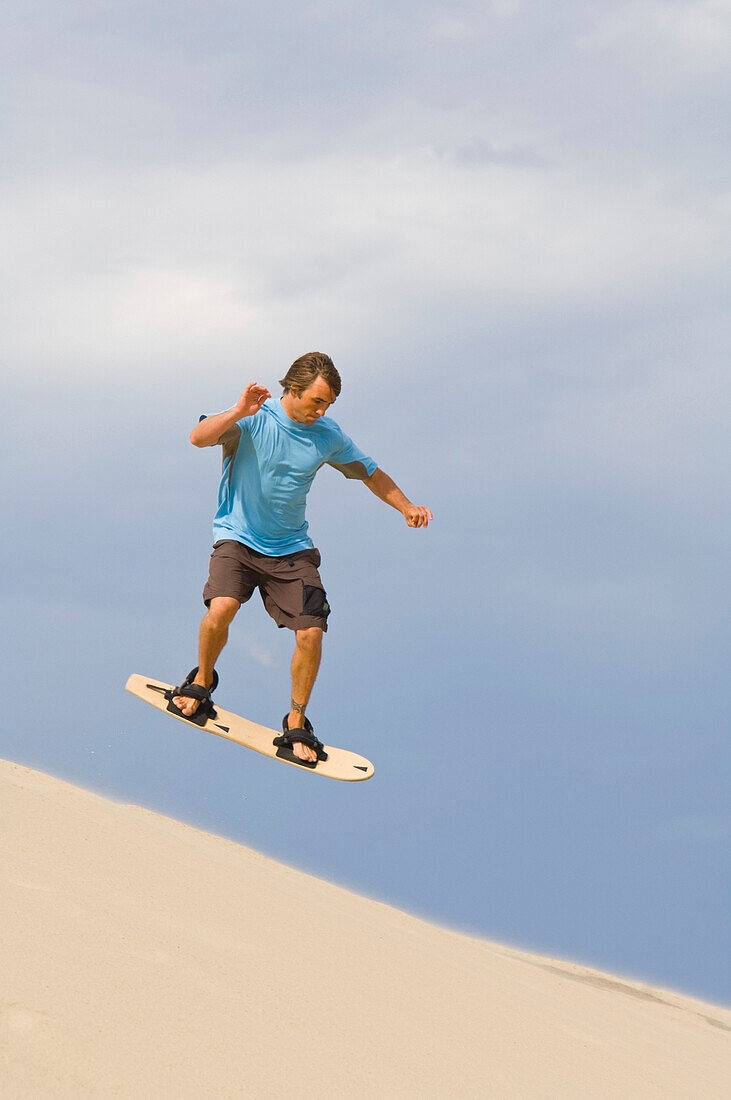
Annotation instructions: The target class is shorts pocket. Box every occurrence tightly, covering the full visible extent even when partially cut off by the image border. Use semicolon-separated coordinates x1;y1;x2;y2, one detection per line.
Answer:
303;584;330;619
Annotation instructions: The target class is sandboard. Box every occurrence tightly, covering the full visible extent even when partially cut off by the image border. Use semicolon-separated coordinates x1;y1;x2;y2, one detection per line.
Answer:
125;674;375;782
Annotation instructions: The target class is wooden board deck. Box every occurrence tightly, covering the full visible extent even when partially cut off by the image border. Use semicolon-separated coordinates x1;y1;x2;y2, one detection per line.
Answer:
125;674;375;782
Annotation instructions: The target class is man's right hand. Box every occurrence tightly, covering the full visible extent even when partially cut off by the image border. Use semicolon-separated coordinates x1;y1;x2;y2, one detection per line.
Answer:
235;382;271;419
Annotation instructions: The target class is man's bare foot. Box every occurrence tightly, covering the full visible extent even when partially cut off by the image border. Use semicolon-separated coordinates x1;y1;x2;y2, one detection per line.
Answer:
173;673;214;717
286;713;318;763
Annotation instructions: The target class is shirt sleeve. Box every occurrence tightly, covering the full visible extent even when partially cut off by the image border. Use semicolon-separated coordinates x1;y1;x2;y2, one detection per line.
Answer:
327;428;378;481
198;413;250;444
196;413;245;463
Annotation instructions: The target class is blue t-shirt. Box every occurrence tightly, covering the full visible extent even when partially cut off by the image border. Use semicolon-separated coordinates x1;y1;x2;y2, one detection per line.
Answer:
211;398;377;556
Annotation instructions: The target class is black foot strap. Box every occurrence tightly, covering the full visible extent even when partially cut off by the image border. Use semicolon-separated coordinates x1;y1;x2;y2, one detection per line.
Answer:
164;667;219;727
273;716;328;768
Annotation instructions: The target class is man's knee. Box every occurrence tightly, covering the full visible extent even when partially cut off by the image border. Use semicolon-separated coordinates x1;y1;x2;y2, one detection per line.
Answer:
295;626;323;653
205;597;240;628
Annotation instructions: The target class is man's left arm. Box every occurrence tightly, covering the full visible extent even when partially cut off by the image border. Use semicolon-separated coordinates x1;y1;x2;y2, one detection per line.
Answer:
363;468;433;528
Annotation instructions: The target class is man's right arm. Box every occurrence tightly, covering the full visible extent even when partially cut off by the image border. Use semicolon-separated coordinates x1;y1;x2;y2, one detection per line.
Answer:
190;383;271;447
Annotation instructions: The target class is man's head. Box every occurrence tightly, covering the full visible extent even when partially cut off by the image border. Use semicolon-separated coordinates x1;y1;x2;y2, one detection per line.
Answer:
279;352;341;425
279;352;341;399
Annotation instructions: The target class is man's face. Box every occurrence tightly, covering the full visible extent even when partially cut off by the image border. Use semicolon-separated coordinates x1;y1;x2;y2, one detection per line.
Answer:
289;376;337;424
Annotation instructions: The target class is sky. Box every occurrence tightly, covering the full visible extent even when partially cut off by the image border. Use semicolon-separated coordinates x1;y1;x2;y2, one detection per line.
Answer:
2;1;730;1003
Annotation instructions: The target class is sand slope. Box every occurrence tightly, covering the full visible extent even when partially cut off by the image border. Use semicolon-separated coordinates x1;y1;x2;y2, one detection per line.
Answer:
2;760;729;1099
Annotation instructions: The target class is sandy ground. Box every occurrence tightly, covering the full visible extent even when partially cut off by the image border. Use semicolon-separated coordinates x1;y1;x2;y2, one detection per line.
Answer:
2;759;729;1099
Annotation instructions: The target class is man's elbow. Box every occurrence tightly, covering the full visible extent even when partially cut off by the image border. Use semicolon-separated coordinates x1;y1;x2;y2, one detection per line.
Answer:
189;413;214;447
189;428;216;447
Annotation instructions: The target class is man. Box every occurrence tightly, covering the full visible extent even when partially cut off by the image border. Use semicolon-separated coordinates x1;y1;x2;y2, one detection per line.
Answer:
170;352;432;766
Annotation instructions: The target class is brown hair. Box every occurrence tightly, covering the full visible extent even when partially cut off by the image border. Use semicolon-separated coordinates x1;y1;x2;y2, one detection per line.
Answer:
279;352;341;398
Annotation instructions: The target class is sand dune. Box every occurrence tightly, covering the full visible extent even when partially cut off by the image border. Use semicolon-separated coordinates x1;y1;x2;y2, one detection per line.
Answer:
2;759;729;1098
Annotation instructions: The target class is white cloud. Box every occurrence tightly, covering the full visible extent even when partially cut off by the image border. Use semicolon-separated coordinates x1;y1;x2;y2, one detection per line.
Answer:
578;0;731;75
1;151;724;382
229;632;276;669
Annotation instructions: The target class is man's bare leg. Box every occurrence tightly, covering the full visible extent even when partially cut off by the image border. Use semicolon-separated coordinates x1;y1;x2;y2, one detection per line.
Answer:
286;626;323;762
173;597;240;716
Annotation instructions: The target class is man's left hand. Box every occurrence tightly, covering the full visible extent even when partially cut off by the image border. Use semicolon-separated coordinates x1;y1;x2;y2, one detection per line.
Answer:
403;505;433;528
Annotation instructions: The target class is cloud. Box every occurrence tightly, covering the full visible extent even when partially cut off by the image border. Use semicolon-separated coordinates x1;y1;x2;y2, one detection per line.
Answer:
228;632;276;669
2;0;727;184
579;1;731;75
1;149;725;384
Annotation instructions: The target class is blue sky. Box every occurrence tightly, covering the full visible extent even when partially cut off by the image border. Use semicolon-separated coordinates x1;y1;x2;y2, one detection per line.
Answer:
2;1;729;1003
